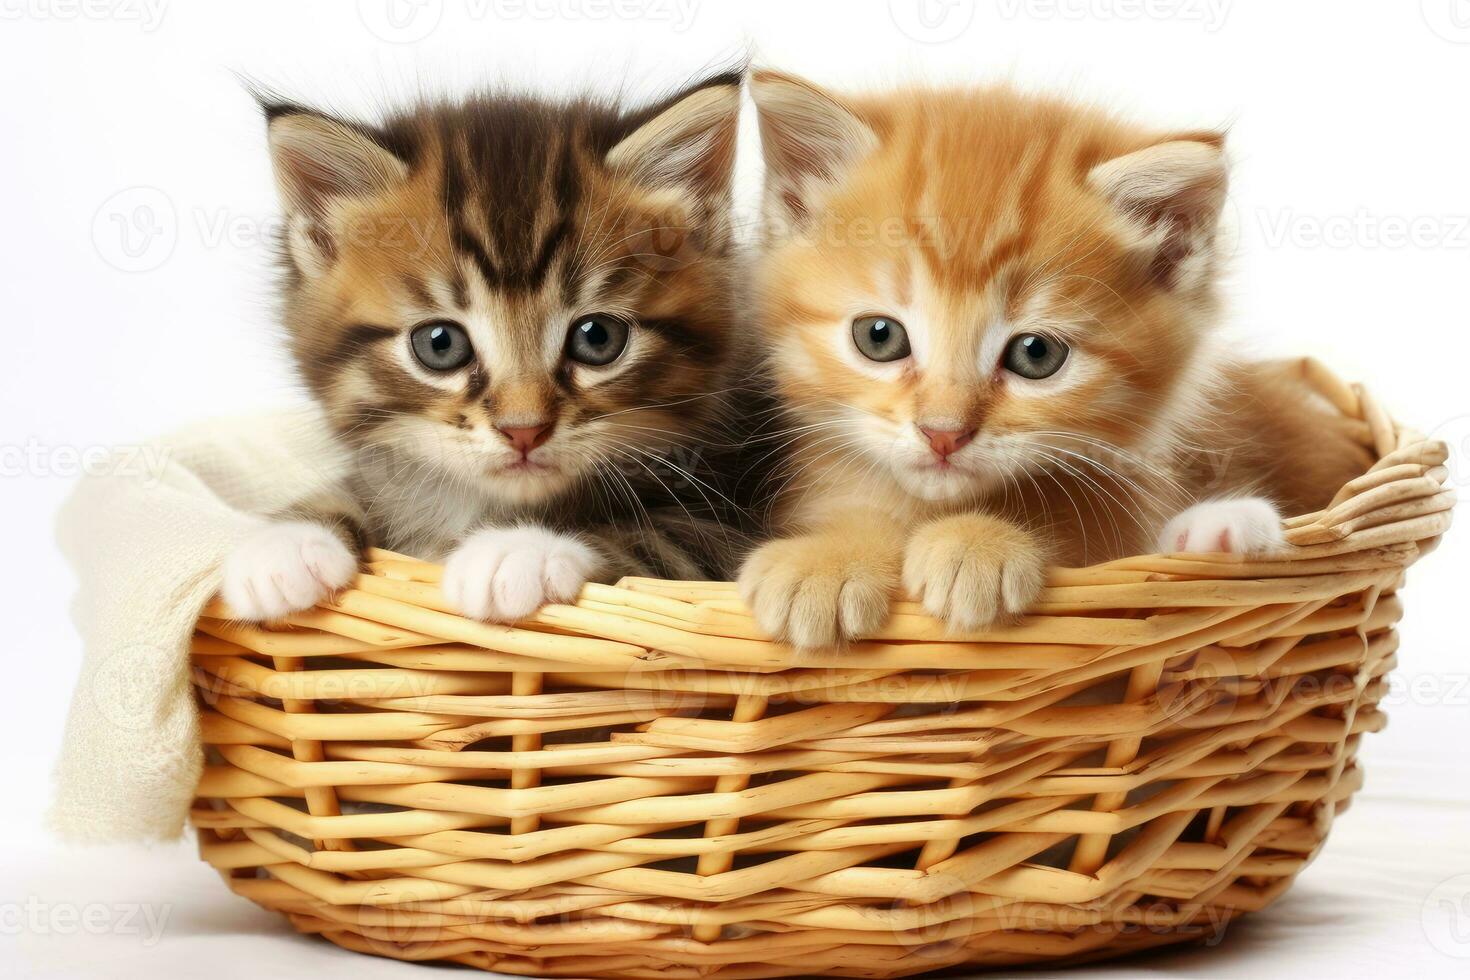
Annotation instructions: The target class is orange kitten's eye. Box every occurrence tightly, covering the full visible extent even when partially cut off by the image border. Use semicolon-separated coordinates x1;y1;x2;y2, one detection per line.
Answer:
410;321;474;371
566;315;630;367
1002;334;1069;380
852;315;911;362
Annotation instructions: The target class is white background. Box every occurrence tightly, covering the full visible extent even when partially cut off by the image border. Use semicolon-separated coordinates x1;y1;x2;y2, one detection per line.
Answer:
2;1;1468;977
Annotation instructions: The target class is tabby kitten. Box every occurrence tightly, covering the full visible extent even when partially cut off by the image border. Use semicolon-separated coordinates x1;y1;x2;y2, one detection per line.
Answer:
222;72;749;622
741;71;1372;650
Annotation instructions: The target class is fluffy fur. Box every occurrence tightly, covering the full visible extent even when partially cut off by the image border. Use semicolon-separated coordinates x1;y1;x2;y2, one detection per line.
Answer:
741;71;1373;650
224;71;755;622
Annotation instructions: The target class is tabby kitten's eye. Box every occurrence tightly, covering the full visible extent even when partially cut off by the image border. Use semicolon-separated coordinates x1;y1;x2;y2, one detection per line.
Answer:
409;321;474;371
852;315;911;363
566;315;629;366
1002;333;1069;380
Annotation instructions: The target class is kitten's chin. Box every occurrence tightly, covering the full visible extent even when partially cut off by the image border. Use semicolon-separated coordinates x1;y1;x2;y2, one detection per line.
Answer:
478;465;578;505
891;462;991;502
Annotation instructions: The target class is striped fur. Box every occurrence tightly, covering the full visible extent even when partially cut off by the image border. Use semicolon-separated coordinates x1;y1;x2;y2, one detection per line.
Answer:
259;72;754;585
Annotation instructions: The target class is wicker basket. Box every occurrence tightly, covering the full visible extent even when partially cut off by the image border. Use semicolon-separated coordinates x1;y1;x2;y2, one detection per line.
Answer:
190;360;1453;978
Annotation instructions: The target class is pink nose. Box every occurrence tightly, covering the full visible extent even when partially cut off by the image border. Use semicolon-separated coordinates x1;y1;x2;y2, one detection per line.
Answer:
920;425;975;459
497;422;554;456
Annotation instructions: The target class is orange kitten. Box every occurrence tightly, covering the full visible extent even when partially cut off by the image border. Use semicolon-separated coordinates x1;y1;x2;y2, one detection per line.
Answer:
740;71;1372;650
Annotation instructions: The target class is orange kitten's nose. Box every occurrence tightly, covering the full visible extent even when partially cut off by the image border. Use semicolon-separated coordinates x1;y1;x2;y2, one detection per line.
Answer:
497;422;554;456
920;425;975;460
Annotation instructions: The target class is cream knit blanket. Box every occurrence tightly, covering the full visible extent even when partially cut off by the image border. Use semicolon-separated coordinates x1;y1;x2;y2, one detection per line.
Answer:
53;409;348;843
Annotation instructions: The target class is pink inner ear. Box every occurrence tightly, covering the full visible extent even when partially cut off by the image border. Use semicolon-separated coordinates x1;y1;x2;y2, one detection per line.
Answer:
1216;528;1232;552
1175;530;1188;551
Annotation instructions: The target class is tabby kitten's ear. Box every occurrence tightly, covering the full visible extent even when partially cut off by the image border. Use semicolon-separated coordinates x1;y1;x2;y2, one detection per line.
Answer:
749;69;876;225
1087;134;1229;288
605;72;743;204
263;105;408;277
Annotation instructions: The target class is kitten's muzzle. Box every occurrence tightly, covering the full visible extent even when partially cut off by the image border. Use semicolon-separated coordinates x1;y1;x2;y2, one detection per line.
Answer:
919;425;976;461
497;422;555;458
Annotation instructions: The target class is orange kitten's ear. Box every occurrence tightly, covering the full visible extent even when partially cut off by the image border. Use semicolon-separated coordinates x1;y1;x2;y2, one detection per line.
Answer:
264;105;408;276
606;72;743;202
749;69;876;223
1087;134;1228;287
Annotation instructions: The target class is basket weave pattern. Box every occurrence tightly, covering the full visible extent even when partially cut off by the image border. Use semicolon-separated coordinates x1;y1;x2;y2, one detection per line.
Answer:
190;361;1453;978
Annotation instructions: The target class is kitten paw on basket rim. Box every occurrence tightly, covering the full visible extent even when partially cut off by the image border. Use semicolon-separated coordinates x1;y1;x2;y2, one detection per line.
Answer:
902;512;1048;633
220;521;358;621
737;527;901;651
1159;497;1286;555
442;526;604;622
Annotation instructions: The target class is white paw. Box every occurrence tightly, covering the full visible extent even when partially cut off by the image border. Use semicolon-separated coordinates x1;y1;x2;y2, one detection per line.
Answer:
441;526;602;622
221;521;358;621
1159;498;1285;555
